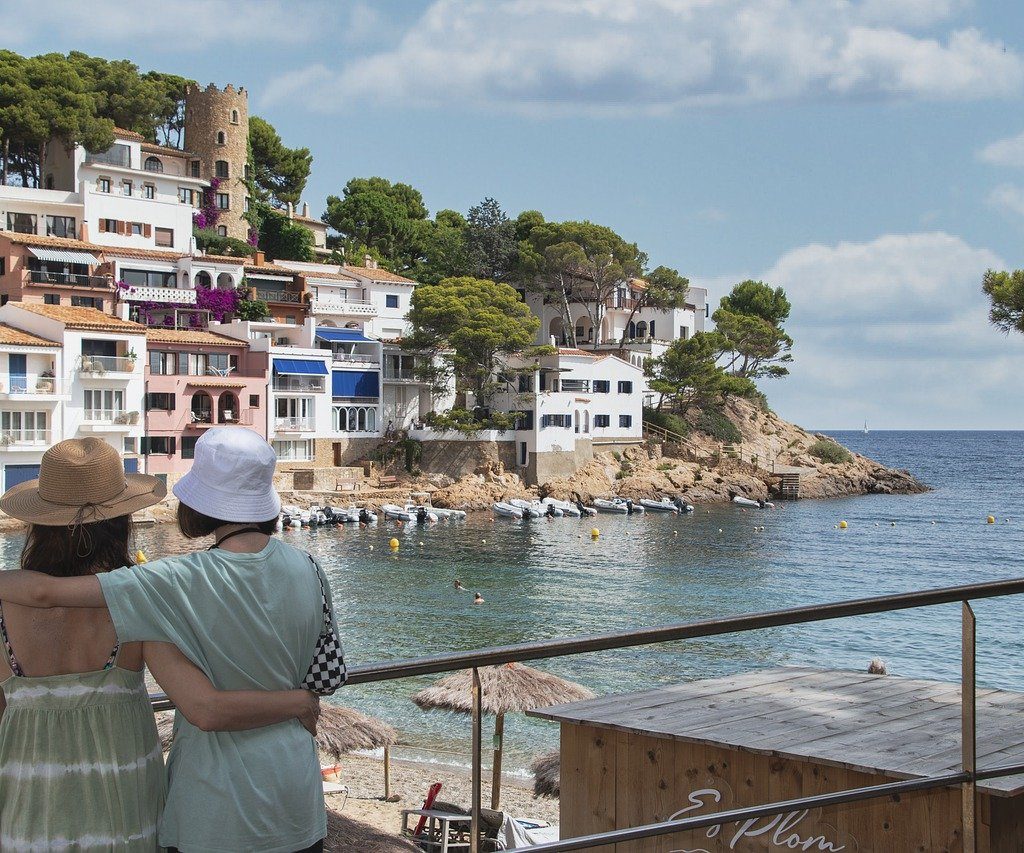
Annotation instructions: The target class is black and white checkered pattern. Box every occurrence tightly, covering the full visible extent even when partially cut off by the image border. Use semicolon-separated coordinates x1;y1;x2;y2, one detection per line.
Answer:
302;555;346;695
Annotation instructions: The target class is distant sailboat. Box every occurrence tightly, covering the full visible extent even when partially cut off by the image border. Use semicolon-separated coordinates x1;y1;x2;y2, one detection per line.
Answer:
863;419;869;434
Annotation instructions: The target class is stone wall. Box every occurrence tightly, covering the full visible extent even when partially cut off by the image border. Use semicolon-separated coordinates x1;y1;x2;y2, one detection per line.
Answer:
528;438;594;485
418;439;517;480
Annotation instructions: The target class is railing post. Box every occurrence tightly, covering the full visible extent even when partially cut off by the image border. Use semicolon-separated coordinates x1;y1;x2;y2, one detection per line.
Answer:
471;666;482;853
962;601;977;853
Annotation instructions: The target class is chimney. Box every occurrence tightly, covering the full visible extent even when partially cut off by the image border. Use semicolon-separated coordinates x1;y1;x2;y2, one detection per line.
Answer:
253;250;266;266
80;221;90;243
286;202;294;220
364;253;376;269
302;201;310;218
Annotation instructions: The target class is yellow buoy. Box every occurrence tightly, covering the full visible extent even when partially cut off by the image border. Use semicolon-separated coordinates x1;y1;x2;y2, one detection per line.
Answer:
135;549;147;564
389;537;400;549
987;515;996;525
839;520;848;529
591;527;600;538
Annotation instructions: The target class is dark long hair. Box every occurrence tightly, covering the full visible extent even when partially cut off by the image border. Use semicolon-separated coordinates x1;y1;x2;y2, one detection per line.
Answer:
176;503;277;539
20;515;135;577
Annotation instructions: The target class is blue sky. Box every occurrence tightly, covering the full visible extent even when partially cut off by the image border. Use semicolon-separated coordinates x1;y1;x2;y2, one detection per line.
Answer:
6;0;1024;429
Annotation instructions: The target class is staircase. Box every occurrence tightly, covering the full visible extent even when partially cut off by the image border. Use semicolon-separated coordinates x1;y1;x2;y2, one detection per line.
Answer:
776;467;803;500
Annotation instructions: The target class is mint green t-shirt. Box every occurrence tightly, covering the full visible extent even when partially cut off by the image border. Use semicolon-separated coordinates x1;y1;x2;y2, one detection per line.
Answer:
98;537;333;853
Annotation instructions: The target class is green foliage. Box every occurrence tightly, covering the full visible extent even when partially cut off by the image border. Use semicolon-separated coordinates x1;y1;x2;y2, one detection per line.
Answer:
982;268;1024;334
251;201;315;261
192;228;253;257
409;210;469;285
616;265;689;346
323;176;428;271
693;407;742;444
713;280;793;380
407;276;540;408
465;197;518;282
422;408;517;435
248;115;312;208
642;407;690;438
808;439;853;464
235;295;270;321
656;462;674;471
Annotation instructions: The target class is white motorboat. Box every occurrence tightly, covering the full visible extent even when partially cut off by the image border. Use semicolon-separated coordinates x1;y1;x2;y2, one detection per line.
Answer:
542;497;584;518
428;506;467;520
677;501;695;513
593;497;641;514
509;498;544;518
340;505;377;524
732;495;774;509
493;501;524;519
403;503;440;524
381;503;416;522
640;497;679;513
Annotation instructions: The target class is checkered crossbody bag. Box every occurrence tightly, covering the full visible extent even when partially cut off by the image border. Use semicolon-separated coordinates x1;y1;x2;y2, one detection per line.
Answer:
301;555;346;695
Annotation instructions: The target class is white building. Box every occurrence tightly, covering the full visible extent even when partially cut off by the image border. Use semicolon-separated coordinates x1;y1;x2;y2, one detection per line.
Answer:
0;303;147;482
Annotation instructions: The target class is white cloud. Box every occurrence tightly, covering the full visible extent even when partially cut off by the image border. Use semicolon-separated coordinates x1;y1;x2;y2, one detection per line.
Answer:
0;0;330;49
756;231;1024;428
264;0;1024;116
987;184;1024;218
979;130;1024;168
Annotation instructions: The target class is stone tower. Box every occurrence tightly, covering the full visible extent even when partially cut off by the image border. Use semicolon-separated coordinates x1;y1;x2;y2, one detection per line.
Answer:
183;83;250;242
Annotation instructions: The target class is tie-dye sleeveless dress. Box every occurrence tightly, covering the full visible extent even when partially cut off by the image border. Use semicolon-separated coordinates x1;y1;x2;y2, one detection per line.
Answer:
0;602;166;851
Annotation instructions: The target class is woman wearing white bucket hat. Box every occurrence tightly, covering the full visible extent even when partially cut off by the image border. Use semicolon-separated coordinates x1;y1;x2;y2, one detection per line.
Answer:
0;429;344;853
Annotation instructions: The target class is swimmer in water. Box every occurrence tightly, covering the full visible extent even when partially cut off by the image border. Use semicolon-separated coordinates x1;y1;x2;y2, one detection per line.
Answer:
454;580;467;591
473;593;485;605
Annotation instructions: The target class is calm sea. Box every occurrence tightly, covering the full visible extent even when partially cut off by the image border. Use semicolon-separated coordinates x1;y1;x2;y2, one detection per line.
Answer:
4;430;1024;771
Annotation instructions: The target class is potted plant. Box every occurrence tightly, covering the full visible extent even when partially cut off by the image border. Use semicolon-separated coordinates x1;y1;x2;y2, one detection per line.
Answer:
125;348;138;371
36;369;55;393
128;411;140;425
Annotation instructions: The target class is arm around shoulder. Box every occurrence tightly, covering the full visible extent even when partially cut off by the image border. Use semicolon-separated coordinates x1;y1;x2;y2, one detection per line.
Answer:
0;571;104;609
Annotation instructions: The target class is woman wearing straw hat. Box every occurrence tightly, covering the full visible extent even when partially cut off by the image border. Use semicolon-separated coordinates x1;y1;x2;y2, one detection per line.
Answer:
0;429;341;853
0;437;321;852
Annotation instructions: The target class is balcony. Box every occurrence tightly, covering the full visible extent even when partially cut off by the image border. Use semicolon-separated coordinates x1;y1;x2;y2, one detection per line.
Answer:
331;351;378;365
0;376;65;400
383;367;419;382
77;355;138;377
310;297;377;317
255;289;302;304
121;286;197;304
85;146;131;168
272;376;325;393
80;410;138;432
274;417;315;432
188;409;255;428
560;379;591;393
0;429;51;449
28;270;109;288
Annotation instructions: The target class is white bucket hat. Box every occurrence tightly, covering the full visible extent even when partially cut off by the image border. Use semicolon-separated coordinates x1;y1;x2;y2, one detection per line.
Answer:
172;428;281;522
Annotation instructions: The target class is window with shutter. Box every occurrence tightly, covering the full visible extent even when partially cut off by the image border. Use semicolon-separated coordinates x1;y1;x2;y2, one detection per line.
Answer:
144;224;152;238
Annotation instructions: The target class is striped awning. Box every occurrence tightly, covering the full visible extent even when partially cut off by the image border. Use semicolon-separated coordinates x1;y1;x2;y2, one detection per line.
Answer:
186;379;247;388
28;247;99;265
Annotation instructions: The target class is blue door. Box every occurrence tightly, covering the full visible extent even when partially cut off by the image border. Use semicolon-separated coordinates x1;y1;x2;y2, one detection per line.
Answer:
5;464;40;490
8;354;26;394
123;458;139;474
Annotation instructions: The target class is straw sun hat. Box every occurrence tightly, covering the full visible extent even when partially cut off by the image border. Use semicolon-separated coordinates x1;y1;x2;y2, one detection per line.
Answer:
0;437;165;526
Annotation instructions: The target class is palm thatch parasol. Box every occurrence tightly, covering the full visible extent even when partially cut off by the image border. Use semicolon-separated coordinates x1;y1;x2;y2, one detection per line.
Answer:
411;662;593;808
325;808;418;852
530;750;560;798
317;703;400;799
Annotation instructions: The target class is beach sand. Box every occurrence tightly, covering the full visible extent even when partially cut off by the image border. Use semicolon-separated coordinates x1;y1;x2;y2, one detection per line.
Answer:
330;752;559;838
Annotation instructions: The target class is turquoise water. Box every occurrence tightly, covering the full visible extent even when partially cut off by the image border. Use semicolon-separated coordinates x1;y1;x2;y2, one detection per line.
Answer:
4;431;1024;771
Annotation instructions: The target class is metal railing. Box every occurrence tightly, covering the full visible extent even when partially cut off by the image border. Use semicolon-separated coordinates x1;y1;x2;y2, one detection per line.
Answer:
274;417;315;432
383;367;418;381
28;270;108;288
272;377;325;393
0;376;60;395
78;355;137;374
150;577;1024;853
255;289;302;304
331;351;378;364
0;429;50;446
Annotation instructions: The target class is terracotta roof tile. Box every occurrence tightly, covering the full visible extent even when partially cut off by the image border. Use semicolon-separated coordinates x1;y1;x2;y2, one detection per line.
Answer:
299;269;359;282
95;245;188;262
0;324;59;348
341;265;417;284
15;304;146;333
192;254;250;265
145;328;248;347
113;127;146;142
244;263;299;275
556;348;597;358
0;233;187;263
139;142;194;158
186;378;248;388
292;213;326;226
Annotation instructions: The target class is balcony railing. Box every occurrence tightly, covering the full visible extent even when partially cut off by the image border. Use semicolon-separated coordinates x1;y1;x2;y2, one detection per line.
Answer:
78;355;137;374
86;147;131;168
84;409;138;424
0;376;61;395
310;298;377;317
255;289;302;303
0;429;50;446
274;417;314;432
561;379;591;393
121;286;197;305
331;352;378;364
28;270;109;288
272;377;324;393
383;367;418;381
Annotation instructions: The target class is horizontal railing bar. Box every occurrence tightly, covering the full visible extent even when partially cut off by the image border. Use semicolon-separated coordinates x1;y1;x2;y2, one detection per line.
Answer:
511;771;971;852
344;577;1024;683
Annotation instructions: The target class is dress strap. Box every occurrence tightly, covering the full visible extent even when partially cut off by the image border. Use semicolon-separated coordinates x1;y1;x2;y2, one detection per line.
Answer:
103;640;121;671
0;601;25;677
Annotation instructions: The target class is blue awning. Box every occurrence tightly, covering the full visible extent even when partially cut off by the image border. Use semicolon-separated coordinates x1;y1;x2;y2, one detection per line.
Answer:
273;358;329;376
316;328;374;343
333;370;380;398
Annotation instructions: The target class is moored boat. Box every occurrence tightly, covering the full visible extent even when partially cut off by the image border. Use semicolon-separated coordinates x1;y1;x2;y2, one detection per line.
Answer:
640;497;679;513
493;501;524;519
593;497;645;514
509;498;544;518
732;495;774;509
542;497;583;518
381;503;416;522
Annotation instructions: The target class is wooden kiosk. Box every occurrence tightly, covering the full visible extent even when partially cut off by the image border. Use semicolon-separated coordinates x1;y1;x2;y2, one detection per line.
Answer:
529;666;1024;852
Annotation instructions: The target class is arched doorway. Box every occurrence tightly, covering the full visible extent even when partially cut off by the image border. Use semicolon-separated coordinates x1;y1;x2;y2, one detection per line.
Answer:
584;410;590;433
635;321;647;340
218;392;239;424
627;321;636;340
195;271;212;289
548;317;564;345
190;392;212;424
217;272;234;289
574;409;580;434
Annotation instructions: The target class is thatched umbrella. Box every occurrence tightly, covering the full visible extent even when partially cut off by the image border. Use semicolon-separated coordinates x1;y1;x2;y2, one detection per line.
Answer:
317;704;399;800
412;662;593;809
531;750;560;798
325;808;418;852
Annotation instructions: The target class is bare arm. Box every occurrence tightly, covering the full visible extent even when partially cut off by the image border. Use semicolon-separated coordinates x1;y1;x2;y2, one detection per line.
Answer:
0;571;104;609
144;642;320;735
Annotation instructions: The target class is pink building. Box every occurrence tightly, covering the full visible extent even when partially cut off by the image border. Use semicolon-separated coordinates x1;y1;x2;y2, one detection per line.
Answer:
143;328;268;480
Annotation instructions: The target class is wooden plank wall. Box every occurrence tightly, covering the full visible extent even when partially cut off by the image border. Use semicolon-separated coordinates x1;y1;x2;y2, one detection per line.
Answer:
559;724;1003;852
